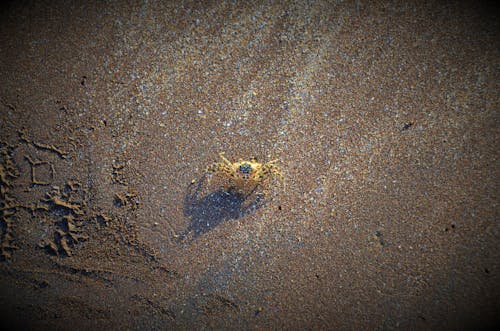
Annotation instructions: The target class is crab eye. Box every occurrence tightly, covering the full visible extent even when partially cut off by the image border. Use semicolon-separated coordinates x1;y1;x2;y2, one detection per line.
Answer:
239;164;252;174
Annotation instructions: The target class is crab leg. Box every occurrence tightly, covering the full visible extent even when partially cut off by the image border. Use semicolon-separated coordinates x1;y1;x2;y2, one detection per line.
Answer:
218;152;233;167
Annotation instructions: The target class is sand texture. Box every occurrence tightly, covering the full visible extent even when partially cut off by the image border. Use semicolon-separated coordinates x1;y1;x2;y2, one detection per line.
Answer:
0;1;498;329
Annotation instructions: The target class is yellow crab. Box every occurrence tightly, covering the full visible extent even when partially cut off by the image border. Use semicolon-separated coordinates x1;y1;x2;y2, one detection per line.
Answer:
206;152;283;193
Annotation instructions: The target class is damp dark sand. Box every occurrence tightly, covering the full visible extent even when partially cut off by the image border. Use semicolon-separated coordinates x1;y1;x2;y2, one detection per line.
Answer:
0;1;498;329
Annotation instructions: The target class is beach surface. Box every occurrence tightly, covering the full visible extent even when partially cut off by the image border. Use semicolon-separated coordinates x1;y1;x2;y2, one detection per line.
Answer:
0;1;498;329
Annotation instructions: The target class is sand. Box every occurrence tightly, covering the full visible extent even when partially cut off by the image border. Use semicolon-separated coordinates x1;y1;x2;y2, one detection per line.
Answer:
0;1;498;329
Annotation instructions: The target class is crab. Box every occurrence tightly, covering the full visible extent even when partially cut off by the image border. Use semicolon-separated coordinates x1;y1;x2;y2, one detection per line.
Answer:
206;152;283;193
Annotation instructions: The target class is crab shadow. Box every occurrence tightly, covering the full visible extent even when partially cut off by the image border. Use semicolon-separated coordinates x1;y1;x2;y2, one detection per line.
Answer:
181;174;265;241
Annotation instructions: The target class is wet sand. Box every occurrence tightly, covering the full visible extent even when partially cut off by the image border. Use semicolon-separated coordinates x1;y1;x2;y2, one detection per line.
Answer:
0;1;498;329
